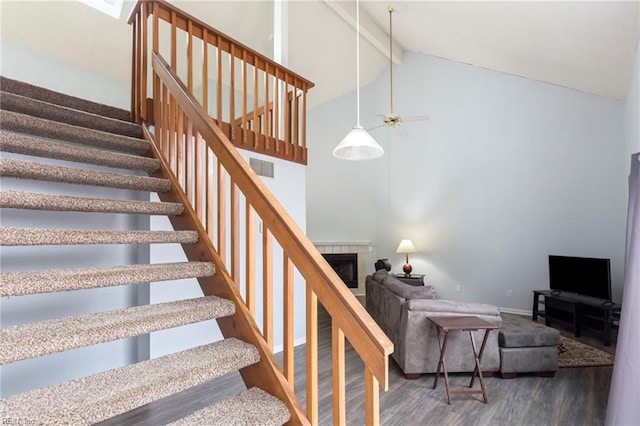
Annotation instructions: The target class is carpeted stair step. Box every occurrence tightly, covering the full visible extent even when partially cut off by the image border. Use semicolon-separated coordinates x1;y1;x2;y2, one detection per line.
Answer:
0;227;198;246
0;76;131;122
0;131;159;172
0;261;214;297
0;338;260;425
0;158;170;192
1;296;235;365
0;110;149;155
169;387;291;426
0;190;183;215
0;91;142;138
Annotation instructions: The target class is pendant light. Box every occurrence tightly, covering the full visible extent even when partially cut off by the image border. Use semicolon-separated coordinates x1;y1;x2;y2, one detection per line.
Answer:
332;0;384;161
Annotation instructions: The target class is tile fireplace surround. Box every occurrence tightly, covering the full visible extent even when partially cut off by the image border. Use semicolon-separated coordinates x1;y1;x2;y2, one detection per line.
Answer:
313;241;371;295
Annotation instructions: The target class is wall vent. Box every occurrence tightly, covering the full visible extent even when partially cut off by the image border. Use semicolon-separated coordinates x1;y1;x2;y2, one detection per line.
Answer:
249;158;274;178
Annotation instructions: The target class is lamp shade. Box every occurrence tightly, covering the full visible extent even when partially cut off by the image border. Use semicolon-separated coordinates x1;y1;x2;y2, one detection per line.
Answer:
333;125;384;161
396;239;416;254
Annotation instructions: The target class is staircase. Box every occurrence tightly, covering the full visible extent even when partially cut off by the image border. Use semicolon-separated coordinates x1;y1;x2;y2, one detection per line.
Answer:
0;77;291;425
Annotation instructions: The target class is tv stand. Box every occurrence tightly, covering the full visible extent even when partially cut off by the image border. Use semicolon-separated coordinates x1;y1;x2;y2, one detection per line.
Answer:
532;290;620;346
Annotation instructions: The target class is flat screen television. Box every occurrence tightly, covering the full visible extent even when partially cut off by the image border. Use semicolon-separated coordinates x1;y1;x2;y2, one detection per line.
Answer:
548;255;612;300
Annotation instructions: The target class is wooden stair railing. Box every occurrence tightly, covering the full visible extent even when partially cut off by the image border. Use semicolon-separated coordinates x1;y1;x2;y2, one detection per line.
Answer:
129;0;313;165
130;2;393;425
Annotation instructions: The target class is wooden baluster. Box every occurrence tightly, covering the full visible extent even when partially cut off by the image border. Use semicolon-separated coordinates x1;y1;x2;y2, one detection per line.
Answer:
230;179;240;285
171;11;177;69
306;285;318;425
195;132;203;221
284;80;291;150
365;368;380;426
202;28;209;113
153;74;160;145
217;36;222;124
253;63;259;147
294;87;300;149
283;255;294;386
176;108;185;186
206;147;215;240
274;73;279;150
332;321;346;425
264;63;271;146
230;44;236;130
152;3;159;53
217;160;227;260
168;96;176;173
263;227;273;349
162;84;169;156
245;204;256;314
187;20;193;93
130;14;137;121
141;1;147;122
241;50;247;146
185;118;194;204
302;89;307;152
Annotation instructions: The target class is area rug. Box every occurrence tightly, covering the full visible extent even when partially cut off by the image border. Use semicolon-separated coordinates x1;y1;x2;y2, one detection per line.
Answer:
558;335;615;368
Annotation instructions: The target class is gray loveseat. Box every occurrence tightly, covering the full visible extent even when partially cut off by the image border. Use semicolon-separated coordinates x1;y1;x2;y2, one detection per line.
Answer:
365;269;502;378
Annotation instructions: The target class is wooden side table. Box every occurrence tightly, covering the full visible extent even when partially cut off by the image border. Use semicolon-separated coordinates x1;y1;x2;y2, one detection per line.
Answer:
393;273;425;286
427;316;500;405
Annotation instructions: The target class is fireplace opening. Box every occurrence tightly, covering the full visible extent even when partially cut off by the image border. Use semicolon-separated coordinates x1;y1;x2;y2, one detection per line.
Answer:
322;253;358;288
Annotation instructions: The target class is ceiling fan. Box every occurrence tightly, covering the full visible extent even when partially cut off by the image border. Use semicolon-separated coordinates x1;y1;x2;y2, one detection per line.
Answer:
369;6;429;137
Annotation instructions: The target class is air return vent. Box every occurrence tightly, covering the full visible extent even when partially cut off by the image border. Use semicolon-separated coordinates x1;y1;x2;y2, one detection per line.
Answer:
249;158;274;178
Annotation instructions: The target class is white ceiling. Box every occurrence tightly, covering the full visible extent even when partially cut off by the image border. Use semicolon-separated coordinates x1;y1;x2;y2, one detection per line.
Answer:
1;1;638;108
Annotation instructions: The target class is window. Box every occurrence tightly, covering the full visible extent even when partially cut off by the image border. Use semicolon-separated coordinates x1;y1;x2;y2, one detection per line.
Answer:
78;0;124;19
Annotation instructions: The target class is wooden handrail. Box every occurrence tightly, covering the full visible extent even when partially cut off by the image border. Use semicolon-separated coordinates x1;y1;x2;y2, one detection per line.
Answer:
152;51;392;386
130;1;393;423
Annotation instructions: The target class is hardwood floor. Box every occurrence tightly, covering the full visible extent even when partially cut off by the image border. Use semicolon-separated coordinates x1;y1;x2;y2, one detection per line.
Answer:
106;309;615;425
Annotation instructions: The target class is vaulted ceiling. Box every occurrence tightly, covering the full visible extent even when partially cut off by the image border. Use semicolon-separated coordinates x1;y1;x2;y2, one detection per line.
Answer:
1;1;638;108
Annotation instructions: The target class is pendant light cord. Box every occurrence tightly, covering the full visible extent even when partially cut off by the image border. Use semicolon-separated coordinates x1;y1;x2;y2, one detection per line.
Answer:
355;0;361;127
389;5;394;115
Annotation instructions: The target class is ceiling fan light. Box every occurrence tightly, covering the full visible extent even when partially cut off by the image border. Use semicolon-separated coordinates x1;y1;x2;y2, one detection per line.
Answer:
333;125;384;161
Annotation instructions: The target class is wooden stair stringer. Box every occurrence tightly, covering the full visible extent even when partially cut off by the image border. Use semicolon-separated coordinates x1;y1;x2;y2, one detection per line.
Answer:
143;125;308;426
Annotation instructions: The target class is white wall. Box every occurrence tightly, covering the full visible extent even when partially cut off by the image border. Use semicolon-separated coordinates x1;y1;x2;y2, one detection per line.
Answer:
307;51;627;312
1;41;129;110
0;42;138;397
624;39;640;165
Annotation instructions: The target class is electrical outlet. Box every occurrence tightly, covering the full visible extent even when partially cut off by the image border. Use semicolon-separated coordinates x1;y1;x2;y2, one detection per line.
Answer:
455;285;462;292
507;289;513;298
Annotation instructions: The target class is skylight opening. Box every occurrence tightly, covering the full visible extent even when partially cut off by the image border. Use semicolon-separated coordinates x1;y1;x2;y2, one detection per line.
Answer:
78;0;124;19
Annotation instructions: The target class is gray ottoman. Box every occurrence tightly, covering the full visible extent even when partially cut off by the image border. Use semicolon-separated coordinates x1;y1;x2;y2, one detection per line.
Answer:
499;315;560;379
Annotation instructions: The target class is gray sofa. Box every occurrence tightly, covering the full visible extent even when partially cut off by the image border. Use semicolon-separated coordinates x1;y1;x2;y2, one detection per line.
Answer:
365;269;502;378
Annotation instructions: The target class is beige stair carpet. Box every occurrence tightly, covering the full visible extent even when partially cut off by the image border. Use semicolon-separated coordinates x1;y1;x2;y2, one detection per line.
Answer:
0;158;171;192
0;262;214;297
0;131;160;172
1;296;235;364
170;387;291;426
0;190;183;215
0;338;260;425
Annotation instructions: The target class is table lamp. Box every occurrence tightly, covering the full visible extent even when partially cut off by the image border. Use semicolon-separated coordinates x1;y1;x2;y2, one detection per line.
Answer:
396;239;416;276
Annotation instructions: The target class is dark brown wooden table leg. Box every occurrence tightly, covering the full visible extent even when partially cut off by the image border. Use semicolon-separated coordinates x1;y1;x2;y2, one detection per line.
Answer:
468;329;492;403
432;328;452;405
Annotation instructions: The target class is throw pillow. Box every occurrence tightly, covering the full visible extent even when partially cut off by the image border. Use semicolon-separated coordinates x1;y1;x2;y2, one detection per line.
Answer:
382;275;436;300
371;268;389;283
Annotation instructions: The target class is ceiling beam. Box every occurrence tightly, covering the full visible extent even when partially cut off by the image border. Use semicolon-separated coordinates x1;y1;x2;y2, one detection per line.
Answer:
323;0;404;64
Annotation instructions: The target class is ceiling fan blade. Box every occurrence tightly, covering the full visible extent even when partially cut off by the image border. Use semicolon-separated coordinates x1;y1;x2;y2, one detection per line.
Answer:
395;125;409;138
402;114;430;123
367;124;385;132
